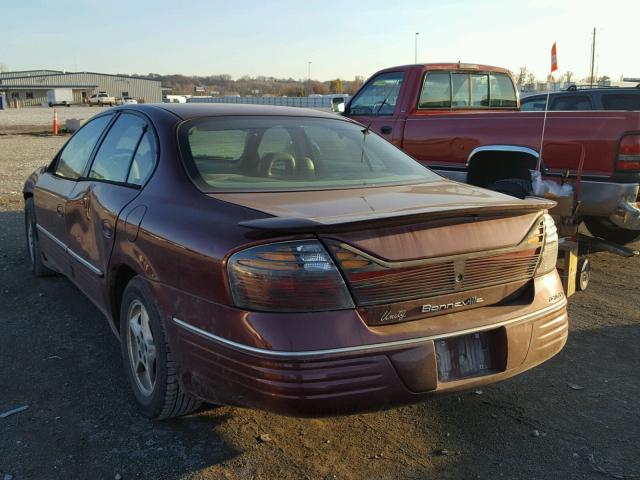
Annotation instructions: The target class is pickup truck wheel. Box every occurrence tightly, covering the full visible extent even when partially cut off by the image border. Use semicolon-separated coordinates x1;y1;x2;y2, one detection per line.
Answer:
576;257;591;291
583;217;640;245
486;178;532;199
120;276;202;419
24;198;57;277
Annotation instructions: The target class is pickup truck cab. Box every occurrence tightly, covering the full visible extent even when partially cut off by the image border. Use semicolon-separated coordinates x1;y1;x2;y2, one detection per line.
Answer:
341;63;640;244
521;86;640;112
89;92;115;106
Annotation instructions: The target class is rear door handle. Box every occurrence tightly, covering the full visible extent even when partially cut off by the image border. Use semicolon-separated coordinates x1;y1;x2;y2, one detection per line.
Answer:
56;205;64;217
380;126;393;134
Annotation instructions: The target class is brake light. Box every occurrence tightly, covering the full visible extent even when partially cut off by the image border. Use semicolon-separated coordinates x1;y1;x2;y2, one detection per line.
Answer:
227;240;355;312
617;135;640;171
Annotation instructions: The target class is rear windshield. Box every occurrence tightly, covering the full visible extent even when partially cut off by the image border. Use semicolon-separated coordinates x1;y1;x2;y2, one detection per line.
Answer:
178;116;439;192
418;71;517;109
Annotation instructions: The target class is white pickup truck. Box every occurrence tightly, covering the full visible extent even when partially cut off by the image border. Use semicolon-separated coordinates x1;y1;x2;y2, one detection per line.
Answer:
88;92;116;106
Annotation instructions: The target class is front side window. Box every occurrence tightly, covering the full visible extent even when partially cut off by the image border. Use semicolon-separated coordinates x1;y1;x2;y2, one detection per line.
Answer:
89;113;146;183
551;95;592;111
520;98;547;111
54;114;113;179
178;116;439;192
348;72;404;116
419;71;516;109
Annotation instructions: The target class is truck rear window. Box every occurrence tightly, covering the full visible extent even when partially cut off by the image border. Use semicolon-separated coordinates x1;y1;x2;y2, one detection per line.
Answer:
418;71;516;109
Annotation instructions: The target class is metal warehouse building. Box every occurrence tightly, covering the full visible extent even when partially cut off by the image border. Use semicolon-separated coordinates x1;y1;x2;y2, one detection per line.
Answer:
0;70;162;107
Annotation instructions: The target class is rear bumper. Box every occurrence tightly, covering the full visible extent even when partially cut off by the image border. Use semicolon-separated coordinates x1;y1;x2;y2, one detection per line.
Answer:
166;273;568;417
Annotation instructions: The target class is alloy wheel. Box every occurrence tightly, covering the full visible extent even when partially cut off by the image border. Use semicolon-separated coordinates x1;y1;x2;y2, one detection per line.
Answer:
126;300;157;397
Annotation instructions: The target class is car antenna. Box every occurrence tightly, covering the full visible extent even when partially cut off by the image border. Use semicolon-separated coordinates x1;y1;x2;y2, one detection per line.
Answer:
359;81;400;170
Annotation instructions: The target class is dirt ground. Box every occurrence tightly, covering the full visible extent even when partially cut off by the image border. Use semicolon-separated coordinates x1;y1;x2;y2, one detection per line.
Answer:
1;119;639;480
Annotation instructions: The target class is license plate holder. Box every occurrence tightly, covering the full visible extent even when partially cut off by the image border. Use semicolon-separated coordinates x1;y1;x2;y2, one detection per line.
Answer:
435;329;505;382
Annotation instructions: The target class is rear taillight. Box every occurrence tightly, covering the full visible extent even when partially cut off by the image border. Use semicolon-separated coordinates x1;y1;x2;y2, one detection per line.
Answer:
617;135;640;171
535;214;559;277
227;240;355;312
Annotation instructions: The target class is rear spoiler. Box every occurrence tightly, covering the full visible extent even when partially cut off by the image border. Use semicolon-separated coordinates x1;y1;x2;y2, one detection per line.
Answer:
239;197;556;235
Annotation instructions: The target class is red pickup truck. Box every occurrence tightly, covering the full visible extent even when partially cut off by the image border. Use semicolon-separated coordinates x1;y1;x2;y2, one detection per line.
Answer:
339;63;640;244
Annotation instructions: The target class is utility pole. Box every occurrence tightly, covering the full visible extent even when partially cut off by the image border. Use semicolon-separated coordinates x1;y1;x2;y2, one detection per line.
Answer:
589;27;596;87
307;61;312;96
414;32;420;64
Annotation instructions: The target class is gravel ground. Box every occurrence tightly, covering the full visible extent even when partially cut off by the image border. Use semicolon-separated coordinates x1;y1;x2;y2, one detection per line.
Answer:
1;113;639;480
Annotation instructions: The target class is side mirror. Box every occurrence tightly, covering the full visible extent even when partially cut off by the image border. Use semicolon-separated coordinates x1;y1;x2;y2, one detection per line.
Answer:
331;97;346;114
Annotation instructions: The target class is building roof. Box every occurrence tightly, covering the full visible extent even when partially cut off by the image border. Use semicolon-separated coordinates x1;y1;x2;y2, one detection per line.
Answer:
0;84;97;90
0;71;161;83
0;69;64;79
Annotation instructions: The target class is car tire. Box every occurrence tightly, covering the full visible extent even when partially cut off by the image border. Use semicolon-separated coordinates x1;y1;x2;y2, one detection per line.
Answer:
583;217;640;245
120;276;202;419
486;178;533;199
24;198;57;277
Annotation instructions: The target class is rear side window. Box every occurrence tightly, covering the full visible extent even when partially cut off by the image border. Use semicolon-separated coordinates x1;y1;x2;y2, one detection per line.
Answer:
89;113;147;183
602;94;640;111
419;71;516;109
127;131;157;185
348;72;404;115
551;95;592;111
418;71;450;108
490;73;517;107
55;115;113;179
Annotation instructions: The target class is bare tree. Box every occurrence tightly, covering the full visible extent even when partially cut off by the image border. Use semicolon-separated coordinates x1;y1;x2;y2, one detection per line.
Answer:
526;73;537;86
516;67;529;86
562;71;574;84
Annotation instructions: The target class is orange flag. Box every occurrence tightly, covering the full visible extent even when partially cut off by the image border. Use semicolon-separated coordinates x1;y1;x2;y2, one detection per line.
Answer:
551;42;558;72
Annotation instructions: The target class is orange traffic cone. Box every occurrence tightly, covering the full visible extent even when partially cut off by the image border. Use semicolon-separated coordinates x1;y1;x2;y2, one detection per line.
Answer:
52;109;59;135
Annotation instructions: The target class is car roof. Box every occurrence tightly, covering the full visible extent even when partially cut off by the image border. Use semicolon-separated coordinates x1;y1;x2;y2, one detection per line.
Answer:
141;103;345;121
523;88;640;100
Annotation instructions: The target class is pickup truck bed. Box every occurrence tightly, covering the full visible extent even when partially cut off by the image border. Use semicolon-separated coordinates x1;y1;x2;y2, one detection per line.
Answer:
344;63;640;244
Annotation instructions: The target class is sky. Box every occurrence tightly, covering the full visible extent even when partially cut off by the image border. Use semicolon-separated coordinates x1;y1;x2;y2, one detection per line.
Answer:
2;0;638;82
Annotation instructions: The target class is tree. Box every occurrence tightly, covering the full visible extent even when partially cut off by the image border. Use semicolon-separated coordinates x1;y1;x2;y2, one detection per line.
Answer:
516;67;529;86
349;76;364;95
597;75;611;85
526;73;537;86
562;71;574;84
329;78;344;94
311;82;329;95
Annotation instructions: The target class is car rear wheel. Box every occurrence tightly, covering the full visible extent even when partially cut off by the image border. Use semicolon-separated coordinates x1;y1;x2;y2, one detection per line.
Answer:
583;217;640;245
486;178;532;199
120;276;201;419
24;198;57;277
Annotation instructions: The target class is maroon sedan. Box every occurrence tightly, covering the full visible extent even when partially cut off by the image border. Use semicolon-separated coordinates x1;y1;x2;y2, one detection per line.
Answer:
23;104;568;418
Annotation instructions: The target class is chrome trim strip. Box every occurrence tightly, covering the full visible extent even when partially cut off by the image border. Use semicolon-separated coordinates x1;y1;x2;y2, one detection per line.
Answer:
172;298;567;358
36;224;66;250
466;145;540;167
67;247;103;276
35;223;103;277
